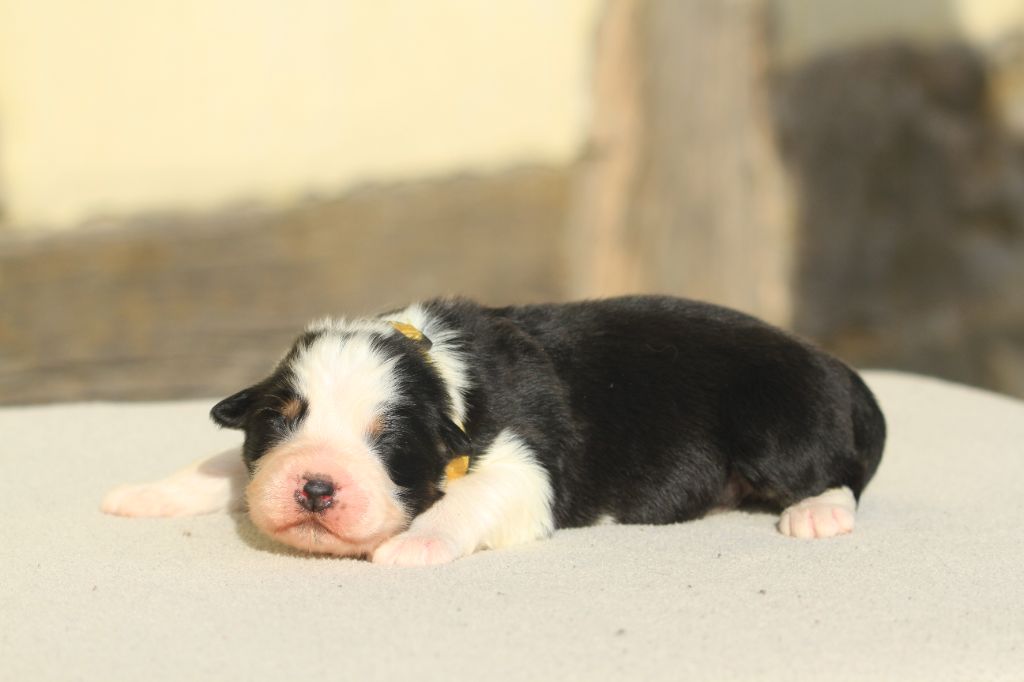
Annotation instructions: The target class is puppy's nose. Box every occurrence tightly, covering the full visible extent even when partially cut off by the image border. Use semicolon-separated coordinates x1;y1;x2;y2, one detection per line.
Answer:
298;477;335;513
304;478;334;498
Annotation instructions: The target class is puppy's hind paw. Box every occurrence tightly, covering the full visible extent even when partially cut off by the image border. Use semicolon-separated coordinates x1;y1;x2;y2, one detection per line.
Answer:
778;486;856;539
101;482;215;518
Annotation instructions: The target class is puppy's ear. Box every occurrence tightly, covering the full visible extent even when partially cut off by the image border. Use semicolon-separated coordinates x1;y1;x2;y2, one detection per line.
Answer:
210;388;256;429
440;417;471;457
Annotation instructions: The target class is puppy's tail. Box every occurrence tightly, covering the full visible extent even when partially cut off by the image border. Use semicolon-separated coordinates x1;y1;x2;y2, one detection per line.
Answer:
847;368;886;500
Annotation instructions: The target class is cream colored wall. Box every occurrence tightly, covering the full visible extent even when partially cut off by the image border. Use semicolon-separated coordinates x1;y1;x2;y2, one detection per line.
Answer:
954;0;1024;43
0;1;600;230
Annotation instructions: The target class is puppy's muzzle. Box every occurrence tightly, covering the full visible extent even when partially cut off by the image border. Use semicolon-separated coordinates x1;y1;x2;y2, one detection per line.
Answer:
296;476;335;513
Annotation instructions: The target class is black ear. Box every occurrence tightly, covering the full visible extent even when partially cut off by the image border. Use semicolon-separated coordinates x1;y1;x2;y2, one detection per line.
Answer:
210;388;256;429
440;417;471;457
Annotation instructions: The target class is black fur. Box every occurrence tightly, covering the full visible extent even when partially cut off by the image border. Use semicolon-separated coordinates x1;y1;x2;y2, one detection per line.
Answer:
211;373;309;474
212;295;886;529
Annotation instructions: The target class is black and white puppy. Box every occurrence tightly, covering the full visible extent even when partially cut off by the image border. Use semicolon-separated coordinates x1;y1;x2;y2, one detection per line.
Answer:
102;296;885;566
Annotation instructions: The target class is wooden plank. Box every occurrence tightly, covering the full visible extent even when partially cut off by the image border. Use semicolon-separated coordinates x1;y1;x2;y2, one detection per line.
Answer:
0;166;570;404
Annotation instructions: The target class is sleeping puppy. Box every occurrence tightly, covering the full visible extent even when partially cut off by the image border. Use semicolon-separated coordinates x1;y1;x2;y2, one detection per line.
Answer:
101;296;886;566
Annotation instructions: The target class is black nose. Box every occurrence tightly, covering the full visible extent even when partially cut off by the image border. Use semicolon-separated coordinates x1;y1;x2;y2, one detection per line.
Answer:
304;478;334;497
297;477;335;513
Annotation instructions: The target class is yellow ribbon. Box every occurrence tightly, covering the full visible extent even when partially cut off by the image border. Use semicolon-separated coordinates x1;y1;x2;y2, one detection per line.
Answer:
390;321;426;344
444;455;471;482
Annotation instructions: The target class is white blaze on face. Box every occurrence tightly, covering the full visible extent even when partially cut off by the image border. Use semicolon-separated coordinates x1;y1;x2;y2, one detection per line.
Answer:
293;331;400;437
245;332;410;557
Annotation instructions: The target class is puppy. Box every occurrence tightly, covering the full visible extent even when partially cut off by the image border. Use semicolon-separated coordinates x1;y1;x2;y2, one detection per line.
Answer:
102;296;885;566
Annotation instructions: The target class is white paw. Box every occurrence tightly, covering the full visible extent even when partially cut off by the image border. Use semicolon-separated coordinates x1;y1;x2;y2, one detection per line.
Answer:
371;531;461;566
101;482;210;518
778;486;856;539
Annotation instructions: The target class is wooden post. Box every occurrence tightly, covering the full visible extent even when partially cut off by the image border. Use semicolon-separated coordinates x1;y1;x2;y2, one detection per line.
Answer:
569;0;795;327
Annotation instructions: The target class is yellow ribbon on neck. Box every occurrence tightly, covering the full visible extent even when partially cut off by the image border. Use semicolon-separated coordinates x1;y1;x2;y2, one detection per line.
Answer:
390;321;426;343
445;417;470;482
445;455;471;482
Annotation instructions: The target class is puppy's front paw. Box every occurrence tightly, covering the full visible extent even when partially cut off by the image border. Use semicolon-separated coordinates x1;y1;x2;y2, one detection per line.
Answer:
778;486;856;539
101;482;207;518
371;531;460;567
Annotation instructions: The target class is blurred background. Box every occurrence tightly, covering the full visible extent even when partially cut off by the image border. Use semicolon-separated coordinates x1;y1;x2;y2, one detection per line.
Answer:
2;0;1024;406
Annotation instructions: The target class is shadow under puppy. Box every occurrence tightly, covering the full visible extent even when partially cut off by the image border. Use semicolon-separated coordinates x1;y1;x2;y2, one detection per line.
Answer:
102;296;886;566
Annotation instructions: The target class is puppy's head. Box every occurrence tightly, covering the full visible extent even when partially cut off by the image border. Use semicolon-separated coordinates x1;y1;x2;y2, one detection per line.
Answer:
211;318;469;557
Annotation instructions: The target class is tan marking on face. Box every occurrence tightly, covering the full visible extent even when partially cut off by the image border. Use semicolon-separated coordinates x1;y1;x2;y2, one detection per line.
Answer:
366;414;385;439
281;398;303;421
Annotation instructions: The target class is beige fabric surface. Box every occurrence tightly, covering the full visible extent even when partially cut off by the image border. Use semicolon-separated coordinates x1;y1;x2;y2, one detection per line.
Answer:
1;371;1022;681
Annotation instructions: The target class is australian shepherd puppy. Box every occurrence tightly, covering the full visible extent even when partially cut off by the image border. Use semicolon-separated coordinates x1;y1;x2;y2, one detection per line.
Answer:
102;296;885;566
